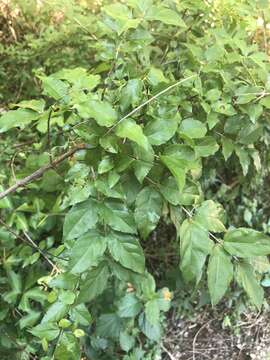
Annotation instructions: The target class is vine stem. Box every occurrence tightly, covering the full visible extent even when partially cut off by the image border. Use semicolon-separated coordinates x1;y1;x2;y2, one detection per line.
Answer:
105;74;197;135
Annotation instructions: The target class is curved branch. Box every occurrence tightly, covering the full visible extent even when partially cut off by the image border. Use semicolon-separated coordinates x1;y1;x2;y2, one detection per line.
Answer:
0;144;86;200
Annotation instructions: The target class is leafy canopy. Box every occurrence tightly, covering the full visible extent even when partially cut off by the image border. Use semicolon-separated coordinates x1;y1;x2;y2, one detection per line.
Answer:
1;0;270;359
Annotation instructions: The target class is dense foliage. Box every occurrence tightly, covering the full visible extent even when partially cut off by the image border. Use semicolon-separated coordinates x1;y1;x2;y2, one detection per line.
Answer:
1;0;270;359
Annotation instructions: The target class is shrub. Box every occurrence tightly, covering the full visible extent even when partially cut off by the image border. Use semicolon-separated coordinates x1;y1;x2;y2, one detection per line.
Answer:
1;1;270;359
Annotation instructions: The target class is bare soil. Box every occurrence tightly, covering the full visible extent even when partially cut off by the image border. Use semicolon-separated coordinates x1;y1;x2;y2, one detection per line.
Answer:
162;308;270;360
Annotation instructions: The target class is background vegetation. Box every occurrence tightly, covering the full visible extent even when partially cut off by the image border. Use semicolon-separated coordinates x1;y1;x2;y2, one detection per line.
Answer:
1;0;270;359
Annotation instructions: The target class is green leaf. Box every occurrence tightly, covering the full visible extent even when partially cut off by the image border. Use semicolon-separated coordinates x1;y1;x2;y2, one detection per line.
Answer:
116;118;150;150
54;67;100;91
160;155;187;192
108;233;145;273
243;103;263;123
138;313;161;341
159;177;180;206
14;99;45;113
236;262;264;310
98;156;114;174
120;79;143;111
195;137;219;157
76;100;117;127
207;112;219;129
0;109;39;133
147;67;168;86
144;115;179;145
55;333;80;360
147;6;186;27
238;123;262;145
19;311;40;330
99;201;137;234
180;220;213;283
235;147;250;176
41;169;63;192
132;143;154;183
222;138;234;161
19;287;47;312
224;228;270;257
260;95;270;108
100;134;119;153
103;3;131;20
118;293;142;318
77;262;109;304
145;299;160;325
30;322;60;341
70;304;92;326
207;245;233;305
42;301;68;323
120;331;135;352
63;199;98;241
49;273;78;290
96;313;122;339
194;200;226;233
69;231;107;274
39;76;69;100
134;186;163;239
179;119;207;139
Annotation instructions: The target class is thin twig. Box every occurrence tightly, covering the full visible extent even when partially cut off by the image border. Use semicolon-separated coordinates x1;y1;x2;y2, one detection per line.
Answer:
161;344;177;360
47;108;53;164
0;144;86;200
23;231;59;270
0;217;59;270
105;74;197;135
192;320;213;360
181;206;222;244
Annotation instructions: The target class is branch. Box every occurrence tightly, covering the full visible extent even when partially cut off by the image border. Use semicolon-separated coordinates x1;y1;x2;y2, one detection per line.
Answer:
0;144;86;200
0;217;59;270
